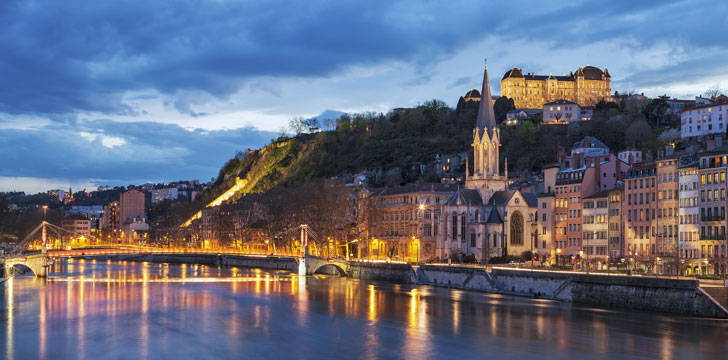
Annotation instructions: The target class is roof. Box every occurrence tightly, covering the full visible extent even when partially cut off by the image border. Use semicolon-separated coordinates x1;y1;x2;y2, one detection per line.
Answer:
447;189;483;206
464;89;481;99
573;136;608;150
522;192;538;207
699;143;728;157
508;108;542;114
486;190;537;207
579;66;606;80
680;102;725;114
486;208;503;224
544;99;578;106
487;190;515;205
372;183;456;197
679;159;700;169
502;67;524;80
584;190;610;199
476;59;497;131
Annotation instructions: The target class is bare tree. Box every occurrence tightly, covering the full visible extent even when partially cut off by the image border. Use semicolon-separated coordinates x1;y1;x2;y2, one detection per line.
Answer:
288;116;306;135
703;84;724;99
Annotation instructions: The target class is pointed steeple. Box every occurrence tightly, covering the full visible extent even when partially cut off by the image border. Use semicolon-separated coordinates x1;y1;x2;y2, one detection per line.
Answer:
476;58;497;131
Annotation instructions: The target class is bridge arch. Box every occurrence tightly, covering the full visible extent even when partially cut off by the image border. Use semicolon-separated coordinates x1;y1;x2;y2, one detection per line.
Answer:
6;263;35;277
312;263;347;276
5;255;48;277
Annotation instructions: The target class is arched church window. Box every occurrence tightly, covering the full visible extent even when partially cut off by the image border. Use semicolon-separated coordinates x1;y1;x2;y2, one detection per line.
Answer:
510;211;524;246
460;213;466;241
451;212;458;240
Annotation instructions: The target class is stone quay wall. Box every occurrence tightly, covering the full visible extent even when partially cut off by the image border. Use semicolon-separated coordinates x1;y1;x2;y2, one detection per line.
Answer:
348;261;417;283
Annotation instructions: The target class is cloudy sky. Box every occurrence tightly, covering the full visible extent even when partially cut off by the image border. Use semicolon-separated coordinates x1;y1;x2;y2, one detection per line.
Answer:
2;0;727;193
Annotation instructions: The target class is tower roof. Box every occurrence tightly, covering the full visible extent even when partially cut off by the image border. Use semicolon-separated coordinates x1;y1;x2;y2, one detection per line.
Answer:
501;67;524;80
464;89;481;99
476;58;497;131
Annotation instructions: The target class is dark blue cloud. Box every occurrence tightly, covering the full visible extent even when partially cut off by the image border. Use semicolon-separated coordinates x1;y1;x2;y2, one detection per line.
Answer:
0;0;509;117
0;119;277;185
1;0;726;119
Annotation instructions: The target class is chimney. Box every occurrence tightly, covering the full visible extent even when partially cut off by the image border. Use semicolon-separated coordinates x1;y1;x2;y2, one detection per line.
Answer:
628;154;634;165
572;153;583;169
557;150;567;164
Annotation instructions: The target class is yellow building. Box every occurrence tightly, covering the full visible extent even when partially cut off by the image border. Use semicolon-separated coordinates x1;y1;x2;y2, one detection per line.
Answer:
500;66;612;109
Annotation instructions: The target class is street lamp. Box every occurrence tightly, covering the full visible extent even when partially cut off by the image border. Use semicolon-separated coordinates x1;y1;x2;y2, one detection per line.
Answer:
344;239;359;261
556;248;562;267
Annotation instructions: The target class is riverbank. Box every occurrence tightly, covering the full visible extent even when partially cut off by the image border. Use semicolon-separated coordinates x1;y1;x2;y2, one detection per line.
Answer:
91;253;728;318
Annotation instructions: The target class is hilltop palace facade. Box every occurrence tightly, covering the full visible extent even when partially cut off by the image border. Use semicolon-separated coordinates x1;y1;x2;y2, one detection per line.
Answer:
500;66;612;109
437;59;540;261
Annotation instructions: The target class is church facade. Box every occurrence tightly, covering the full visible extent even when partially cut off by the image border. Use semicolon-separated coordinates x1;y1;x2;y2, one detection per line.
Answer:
437;59;539;262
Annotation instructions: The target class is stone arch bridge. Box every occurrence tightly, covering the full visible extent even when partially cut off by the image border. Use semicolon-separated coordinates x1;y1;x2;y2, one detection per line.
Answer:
299;255;350;276
4;254;50;277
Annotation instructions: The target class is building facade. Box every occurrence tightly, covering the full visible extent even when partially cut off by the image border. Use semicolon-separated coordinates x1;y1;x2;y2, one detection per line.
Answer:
656;157;679;274
543;100;580;124
152;188;179;205
501;66;612;109
364;183;455;262
679;162;700;268
120;189;145;226
607;187;624;259
624;163;658;263
680;104;728;138
582;191;609;268
696;147;728;275
537;194;555;263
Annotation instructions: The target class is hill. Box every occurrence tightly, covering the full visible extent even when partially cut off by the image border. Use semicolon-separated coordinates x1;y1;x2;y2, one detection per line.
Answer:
167;95;675;232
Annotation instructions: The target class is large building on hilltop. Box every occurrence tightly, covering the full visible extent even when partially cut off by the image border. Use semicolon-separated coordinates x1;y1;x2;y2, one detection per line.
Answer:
500;65;612;109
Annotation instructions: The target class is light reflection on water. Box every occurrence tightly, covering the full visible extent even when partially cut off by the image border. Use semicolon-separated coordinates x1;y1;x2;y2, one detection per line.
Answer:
1;259;728;359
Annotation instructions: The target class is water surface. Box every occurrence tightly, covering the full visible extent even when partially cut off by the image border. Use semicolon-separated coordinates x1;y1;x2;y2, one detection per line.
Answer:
2;259;727;359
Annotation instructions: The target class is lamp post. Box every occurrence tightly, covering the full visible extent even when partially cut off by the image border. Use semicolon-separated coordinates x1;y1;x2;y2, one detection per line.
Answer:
556;248;561;267
42;205;48;254
344;239;358;261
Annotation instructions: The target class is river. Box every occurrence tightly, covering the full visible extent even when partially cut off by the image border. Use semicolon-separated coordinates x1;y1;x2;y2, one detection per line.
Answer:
1;259;727;359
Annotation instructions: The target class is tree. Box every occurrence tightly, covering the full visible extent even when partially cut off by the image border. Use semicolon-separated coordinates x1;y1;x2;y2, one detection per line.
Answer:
703;84;724;99
658;128;680;143
493;96;515;123
301;118;320;133
624;119;654;148
288;116;306;135
642;95;670;127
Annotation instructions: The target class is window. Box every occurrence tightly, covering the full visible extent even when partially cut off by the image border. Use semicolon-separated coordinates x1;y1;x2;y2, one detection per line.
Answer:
510;211;524;246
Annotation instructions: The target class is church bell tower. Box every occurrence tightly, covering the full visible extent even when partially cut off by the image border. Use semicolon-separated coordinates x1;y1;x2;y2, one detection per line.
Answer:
466;58;507;201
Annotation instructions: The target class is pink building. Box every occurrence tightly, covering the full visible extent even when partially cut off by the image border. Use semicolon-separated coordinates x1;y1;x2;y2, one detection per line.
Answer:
120;189;145;224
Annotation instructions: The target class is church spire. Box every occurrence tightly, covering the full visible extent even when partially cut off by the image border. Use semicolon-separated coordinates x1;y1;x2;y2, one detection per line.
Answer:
476;58;497;132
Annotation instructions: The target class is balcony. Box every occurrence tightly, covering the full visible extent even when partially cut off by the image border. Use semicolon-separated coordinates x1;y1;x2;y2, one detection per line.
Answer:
700;216;726;222
699;235;727;241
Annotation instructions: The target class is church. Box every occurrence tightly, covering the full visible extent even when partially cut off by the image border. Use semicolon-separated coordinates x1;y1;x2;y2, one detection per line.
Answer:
437;59;539;262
